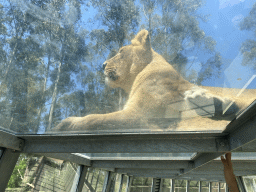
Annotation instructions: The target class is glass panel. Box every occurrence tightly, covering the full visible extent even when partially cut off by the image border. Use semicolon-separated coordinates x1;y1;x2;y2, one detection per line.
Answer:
130;177;153;192
0;0;255;134
82;168;108;192
200;181;210;192
5;154;79;191
83;153;196;160
243;176;256;191
189;180;199;192
121;175;129;192
162;179;173;192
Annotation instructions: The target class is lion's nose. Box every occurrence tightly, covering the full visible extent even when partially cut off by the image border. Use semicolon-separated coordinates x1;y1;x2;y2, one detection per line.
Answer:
103;62;107;70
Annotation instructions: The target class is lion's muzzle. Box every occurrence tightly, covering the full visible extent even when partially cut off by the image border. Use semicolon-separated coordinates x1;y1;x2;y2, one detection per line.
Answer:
107;71;119;81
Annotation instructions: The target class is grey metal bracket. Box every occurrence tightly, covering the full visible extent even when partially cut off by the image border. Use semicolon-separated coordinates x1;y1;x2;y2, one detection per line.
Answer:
0;129;24;151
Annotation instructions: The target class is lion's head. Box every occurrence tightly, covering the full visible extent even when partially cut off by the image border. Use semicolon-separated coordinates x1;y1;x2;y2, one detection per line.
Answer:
103;30;153;93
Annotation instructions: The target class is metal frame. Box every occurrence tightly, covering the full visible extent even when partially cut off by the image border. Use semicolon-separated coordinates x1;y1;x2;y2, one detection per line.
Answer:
76;165;88;192
0;148;20;191
0;100;256;191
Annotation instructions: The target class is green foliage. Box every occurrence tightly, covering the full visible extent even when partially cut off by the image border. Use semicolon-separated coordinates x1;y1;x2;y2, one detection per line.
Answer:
7;154;28;188
239;2;256;69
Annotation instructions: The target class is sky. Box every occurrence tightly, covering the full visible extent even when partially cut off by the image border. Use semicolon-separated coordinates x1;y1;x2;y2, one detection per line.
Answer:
194;0;256;89
78;0;256;89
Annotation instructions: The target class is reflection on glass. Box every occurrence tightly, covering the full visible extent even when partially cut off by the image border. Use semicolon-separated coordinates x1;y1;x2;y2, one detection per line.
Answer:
242;176;256;192
83;168;108;192
0;0;255;134
130;177;153;192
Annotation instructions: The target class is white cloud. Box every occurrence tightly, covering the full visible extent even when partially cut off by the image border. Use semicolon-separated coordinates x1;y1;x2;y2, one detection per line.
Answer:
232;14;244;27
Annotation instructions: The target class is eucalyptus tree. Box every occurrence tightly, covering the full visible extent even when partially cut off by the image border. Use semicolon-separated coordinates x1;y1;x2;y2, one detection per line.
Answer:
87;0;140;111
0;1;46;133
239;2;256;69
41;0;87;131
140;0;221;84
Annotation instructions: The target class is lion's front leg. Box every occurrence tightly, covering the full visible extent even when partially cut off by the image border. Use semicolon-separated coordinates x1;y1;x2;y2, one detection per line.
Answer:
53;109;143;132
53;114;105;131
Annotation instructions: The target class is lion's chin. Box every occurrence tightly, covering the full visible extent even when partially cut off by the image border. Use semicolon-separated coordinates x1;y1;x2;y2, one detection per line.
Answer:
105;77;118;87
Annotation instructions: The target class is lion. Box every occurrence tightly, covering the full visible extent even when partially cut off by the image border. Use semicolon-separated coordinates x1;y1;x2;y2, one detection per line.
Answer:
54;30;256;132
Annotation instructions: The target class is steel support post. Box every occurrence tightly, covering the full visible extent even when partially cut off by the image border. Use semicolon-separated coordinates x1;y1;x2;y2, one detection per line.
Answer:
159;178;164;192
102;171;110;192
95;170;101;191
209;182;212;192
186;180;190;192
105;172;116;192
225;183;229;192
90;169;95;184
126;176;133;192
118;174;124;192
236;176;247;192
0;149;20;192
199;181;202;192
115;174;122;192
218;182;220;192
76;165;88;192
170;179;175;192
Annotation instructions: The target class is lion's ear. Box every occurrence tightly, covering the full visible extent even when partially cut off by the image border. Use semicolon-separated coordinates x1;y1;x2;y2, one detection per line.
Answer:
131;30;151;50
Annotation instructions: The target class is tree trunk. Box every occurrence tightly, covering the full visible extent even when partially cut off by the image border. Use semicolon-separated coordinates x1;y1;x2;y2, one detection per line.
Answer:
35;53;51;133
47;60;62;131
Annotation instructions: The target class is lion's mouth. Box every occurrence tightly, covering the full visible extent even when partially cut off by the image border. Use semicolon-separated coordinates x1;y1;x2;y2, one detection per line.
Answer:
106;71;119;81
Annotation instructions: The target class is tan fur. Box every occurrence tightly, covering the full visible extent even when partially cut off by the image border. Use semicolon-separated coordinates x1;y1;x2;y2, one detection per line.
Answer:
54;30;256;132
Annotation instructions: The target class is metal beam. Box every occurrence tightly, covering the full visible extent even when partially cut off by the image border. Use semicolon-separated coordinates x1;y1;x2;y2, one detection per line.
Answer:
128;173;177;178
199;181;202;192
236;176;246;192
37;153;91;166
209;182;212;192
20;134;229;153
176;152;225;179
228;118;256;152
0;129;24;151
0;149;20;191
118;174;124;192
171;179;175;192
91;160;192;169
186;180;190;192
102;171;110;192
224;99;256;152
76;165;88;192
127;176;133;192
84;178;95;192
116;168;180;175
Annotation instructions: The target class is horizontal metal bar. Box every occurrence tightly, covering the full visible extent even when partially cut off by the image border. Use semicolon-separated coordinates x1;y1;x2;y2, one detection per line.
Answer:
37;153;91;166
115;168;180;175
0;129;24;151
21;136;228;153
128;173;225;182
86;152;195;160
91;160;192;169
194;161;256;171
187;170;256;176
